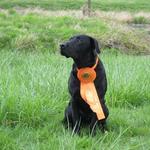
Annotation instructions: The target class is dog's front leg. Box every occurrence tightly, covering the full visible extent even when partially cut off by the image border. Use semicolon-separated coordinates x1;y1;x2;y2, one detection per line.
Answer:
98;120;108;133
71;100;81;134
90;113;97;136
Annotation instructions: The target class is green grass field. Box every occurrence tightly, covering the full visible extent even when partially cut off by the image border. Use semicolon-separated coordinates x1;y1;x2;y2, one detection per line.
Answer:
0;1;150;149
0;0;150;11
0;50;150;149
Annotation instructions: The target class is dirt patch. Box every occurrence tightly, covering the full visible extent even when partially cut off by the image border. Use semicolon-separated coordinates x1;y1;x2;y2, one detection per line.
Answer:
129;23;150;30
95;11;150;22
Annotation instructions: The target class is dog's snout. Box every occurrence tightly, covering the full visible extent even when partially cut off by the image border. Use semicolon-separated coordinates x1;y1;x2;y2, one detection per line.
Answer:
60;44;65;49
60;43;69;50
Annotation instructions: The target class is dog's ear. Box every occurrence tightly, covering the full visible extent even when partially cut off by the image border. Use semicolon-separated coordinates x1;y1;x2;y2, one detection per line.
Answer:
90;37;101;54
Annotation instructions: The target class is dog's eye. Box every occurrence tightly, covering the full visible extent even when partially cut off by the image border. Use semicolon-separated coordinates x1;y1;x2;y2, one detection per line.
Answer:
77;37;82;43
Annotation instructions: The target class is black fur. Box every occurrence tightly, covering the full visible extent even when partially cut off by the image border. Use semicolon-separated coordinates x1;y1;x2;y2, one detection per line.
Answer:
60;35;109;134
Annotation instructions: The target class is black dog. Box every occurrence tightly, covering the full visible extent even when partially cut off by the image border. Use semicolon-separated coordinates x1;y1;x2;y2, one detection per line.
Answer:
60;35;109;134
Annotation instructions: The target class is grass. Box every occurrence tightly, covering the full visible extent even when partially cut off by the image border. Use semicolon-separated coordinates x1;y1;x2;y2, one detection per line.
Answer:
0;50;150;149
0;11;149;54
0;11;107;52
0;0;150;12
0;2;150;149
129;16;150;24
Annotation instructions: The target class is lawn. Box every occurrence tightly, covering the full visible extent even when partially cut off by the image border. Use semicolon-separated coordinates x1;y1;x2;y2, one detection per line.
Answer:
0;50;150;149
0;0;150;12
0;2;150;150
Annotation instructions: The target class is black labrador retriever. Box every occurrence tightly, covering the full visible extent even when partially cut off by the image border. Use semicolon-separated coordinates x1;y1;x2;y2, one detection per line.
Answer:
60;35;109;134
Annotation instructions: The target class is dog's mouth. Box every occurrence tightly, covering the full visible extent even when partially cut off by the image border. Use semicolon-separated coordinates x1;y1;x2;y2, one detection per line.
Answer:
60;43;72;58
60;49;70;58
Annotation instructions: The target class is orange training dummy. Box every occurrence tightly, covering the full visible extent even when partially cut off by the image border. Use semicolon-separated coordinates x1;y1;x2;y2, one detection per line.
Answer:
77;57;105;120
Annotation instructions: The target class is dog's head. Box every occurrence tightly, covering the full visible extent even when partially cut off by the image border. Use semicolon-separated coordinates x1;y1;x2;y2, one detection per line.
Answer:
60;35;100;61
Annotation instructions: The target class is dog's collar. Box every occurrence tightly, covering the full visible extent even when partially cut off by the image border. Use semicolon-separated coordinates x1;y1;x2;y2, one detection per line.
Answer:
77;57;99;83
77;57;99;71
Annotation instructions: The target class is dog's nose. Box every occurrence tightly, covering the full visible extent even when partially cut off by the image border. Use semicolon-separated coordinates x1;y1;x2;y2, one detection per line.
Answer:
60;44;65;49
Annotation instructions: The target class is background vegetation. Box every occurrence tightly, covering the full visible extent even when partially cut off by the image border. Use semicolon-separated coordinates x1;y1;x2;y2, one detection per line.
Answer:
0;0;150;11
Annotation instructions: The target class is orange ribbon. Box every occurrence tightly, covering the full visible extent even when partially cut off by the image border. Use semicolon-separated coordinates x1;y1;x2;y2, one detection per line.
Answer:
77;58;105;120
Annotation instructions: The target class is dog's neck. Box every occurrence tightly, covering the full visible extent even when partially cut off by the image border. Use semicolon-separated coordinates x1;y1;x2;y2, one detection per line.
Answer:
73;53;98;69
